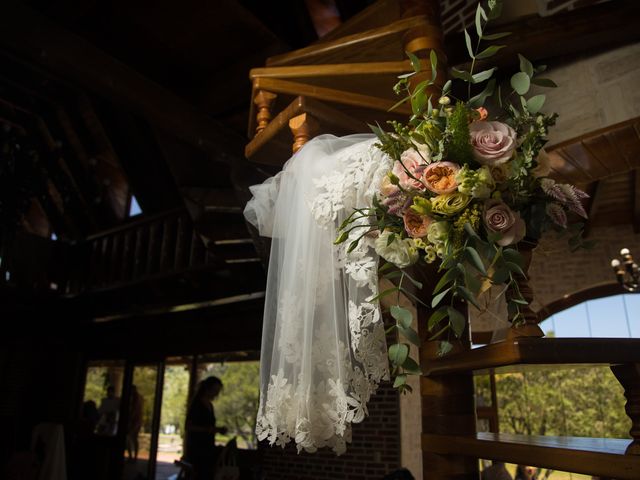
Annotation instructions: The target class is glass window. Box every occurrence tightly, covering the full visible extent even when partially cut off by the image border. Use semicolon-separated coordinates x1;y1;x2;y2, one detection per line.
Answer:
81;361;125;436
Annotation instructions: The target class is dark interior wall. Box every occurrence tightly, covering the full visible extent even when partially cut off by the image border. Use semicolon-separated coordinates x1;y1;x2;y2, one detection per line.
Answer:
0;337;84;463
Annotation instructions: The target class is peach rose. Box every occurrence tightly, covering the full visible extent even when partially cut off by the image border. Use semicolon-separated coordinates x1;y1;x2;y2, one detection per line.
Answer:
422;161;460;194
403;209;432;238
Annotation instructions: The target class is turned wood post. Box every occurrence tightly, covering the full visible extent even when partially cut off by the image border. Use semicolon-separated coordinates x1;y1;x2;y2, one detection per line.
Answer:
289;113;319;153
610;363;640;455
253;90;277;136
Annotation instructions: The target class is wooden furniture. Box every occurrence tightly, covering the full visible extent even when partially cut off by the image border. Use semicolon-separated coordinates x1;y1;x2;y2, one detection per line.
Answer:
419;336;640;479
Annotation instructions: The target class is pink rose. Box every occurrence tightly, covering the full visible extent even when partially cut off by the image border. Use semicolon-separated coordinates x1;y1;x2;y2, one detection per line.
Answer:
422;161;460;194
392;149;427;191
484;199;526;246
403;209;432;238
469;121;517;166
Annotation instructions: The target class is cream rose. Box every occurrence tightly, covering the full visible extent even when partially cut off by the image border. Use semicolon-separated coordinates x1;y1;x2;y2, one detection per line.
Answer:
374;231;419;268
483;199;526;246
469;121;517;166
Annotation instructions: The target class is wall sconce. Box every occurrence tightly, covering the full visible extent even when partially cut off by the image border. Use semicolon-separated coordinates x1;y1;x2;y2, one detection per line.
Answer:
611;248;639;292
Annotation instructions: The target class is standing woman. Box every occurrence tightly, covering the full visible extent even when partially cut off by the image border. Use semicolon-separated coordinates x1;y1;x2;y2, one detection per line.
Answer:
184;376;227;479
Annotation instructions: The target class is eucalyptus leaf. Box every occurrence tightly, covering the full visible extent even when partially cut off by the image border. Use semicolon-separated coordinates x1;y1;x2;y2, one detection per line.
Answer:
492;267;510;284
398;325;421;347
472;67;496;84
431;286;452;308
456;285;481;309
511;72;530;95
448;307;467;337
505;261;526;278
366;287;399;303
451;67;474;82
464;29;474;59
475;4;484;38
531;77;557;88
511;297;529;305
402;356;423;375
465;246;487;275
433;268;459;294
347;239;359;253
388;343;409;367
430;50;438;81
465;270;482;295
469;78;496;108
518;54;534;78
527;94;546;114
406;51;422;73
442;79;452;94
437;340;453;356
391;305;413;329
482;31;511;40
393;374;407;388
502;249;524;267
475;45;506;60
428;306;449;330
464;222;480;239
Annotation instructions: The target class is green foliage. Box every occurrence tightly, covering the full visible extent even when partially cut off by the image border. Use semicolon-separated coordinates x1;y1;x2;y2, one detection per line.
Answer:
476;366;629;439
445;103;474;164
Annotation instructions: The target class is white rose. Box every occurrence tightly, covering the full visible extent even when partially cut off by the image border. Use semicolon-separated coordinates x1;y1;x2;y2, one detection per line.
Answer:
374;231;419;268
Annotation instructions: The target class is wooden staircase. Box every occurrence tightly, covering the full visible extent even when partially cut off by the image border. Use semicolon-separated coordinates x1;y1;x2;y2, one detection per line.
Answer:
243;1;640;478
244;0;446;165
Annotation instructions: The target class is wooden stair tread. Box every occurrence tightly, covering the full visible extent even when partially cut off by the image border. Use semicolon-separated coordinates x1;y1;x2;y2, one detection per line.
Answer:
422;432;640;479
422;338;640;376
266;15;427;67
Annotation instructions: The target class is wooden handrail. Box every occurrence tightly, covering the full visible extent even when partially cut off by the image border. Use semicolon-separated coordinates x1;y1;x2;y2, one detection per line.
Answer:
85;208;185;241
422;338;640;376
250;60;414;79
253;77;413;115
266;15;428;67
422;432;640;480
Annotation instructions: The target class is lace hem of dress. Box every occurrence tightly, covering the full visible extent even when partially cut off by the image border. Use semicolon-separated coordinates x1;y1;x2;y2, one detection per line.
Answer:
254;140;391;455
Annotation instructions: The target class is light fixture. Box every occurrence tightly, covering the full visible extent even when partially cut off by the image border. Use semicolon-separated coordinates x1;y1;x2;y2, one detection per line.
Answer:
611;248;639;292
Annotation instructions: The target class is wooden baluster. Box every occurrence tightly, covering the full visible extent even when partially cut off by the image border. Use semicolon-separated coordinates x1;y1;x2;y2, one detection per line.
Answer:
109;233;122;284
189;230;205;267
289;113;319;154
174;214;189;271
146;221;160;276
254;90;277;136
159;217;176;272
99;236;112;287
133;225;147;280
610;363;640;455
122;230;133;282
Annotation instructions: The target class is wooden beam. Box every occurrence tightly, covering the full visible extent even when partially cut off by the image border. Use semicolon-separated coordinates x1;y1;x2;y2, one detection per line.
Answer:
446;0;640;68
583;180;602;238
0;2;245;163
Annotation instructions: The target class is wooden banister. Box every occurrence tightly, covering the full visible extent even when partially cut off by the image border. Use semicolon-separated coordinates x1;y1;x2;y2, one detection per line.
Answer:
422;433;640;480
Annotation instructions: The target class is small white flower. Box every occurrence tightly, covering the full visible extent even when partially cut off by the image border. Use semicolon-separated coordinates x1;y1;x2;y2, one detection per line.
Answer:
374;231;419;268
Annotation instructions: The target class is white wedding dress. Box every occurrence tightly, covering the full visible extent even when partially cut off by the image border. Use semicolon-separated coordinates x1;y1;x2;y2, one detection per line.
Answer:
244;134;392;455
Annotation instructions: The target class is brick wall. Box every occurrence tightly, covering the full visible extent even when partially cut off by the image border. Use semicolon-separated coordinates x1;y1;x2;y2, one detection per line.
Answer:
259;381;401;480
529;223;640;311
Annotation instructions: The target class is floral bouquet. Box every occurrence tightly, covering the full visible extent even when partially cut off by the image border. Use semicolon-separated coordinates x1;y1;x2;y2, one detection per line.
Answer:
335;0;591;392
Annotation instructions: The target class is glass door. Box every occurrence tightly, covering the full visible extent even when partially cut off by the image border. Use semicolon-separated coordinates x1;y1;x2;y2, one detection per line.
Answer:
123;363;163;480
154;357;193;480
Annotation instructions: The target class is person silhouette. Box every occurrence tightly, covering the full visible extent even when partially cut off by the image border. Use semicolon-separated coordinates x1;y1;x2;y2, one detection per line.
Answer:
97;386;120;436
184;377;227;479
126;385;144;462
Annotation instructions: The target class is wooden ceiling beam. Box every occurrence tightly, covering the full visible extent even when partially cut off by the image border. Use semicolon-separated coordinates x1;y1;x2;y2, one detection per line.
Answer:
446;0;640;69
0;2;245;163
